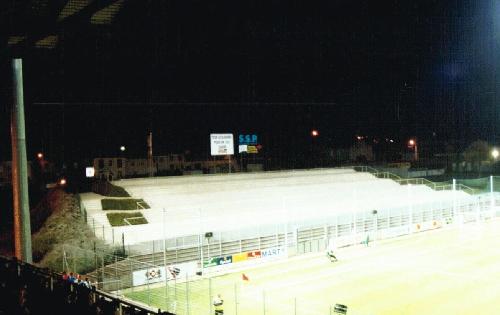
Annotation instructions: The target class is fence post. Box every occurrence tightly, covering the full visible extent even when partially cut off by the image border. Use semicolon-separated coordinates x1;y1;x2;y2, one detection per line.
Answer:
262;290;266;315
235;283;238;315
185;273;190;315
209;277;213;315
294;297;297;315
490;175;494;217
101;254;105;291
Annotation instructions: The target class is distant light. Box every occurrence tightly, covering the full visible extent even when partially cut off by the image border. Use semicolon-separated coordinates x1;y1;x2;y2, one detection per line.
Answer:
390;139;394;143
59;178;67;185
120;146;126;152
408;139;415;146
37;152;43;159
86;167;95;178
492;149;499;159
311;130;319;137
356;135;362;140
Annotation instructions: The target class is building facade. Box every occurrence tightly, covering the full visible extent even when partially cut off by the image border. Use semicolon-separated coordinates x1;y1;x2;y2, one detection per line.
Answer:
93;155;239;180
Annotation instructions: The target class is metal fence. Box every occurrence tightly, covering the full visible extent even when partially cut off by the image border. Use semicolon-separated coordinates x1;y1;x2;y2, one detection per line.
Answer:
68;190;500;315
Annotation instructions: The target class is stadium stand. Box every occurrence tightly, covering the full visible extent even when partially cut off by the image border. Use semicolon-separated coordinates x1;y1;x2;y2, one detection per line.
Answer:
75;167;493;295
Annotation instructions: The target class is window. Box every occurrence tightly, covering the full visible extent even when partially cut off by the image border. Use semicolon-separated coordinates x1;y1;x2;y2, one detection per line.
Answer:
178;155;182;161
117;159;123;168
159;157;164;163
170;164;174;170
98;159;104;169
170;156;174;161
108;160;113;167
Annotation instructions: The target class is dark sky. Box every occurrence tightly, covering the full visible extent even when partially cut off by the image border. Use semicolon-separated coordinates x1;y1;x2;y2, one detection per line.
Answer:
1;0;500;163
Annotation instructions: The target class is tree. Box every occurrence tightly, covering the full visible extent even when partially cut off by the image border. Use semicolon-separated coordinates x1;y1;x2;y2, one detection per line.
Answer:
463;140;490;175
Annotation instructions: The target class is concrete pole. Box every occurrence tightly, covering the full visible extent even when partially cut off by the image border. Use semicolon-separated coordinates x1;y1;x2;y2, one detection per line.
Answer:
11;58;32;263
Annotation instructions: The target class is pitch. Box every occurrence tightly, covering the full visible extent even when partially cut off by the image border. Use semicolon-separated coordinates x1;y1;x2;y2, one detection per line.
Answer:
123;218;500;315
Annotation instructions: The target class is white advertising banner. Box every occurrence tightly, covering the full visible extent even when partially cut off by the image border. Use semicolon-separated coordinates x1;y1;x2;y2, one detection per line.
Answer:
132;261;198;286
238;145;248;153
210;134;234;156
85;167;95;178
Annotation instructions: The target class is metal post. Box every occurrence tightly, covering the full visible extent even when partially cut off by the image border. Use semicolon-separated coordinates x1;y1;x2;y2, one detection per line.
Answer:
163;208;169;311
10;58;32;263
408;184;413;233
452;179;457;222
234;283;238;315
209;277;213;314
219;232;222;257
262;290;266;315
490;175;494;217
185;273;190;315
294;297;297;315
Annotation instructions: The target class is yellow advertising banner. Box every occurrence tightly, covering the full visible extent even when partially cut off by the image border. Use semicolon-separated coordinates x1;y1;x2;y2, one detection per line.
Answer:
247;146;258;154
232;252;248;263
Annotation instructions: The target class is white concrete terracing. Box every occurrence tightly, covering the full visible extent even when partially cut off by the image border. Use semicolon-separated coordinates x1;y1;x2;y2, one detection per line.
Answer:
80;168;473;245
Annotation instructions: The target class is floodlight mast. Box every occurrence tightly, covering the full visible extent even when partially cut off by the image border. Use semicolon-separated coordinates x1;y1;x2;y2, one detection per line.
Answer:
11;58;32;263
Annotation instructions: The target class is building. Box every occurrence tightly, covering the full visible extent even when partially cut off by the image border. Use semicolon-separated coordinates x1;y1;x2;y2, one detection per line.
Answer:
93;154;239;181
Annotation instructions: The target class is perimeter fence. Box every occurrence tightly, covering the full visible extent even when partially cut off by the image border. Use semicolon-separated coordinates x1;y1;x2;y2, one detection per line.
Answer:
67;191;500;315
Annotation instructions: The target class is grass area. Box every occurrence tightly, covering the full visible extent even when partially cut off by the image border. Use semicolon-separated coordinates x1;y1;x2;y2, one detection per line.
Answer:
101;198;150;210
106;212;148;226
124;220;500;315
92;181;130;197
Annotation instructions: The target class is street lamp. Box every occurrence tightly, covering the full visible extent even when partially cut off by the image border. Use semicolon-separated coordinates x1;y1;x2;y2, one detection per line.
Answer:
36;152;43;159
120;146;126;152
310;130;319;167
408;138;418;161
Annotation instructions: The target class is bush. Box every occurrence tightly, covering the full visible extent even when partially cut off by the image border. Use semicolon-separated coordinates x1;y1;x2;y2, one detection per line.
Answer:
106;212;148;226
101;198;150;210
32;190;117;274
91;180;130;197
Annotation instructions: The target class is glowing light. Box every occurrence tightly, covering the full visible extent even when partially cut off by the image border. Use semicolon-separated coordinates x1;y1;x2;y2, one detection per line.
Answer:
408;139;415;146
120;146;126;152
59;178;67;185
311;130;319;137
37;152;43;159
492;149;499;159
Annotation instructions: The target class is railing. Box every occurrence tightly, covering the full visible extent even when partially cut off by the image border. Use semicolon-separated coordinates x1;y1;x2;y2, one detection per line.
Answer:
0;255;171;315
352;165;475;194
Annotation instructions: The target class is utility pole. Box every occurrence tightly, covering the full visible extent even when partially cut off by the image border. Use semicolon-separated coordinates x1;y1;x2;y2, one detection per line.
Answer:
147;132;154;177
11;58;32;263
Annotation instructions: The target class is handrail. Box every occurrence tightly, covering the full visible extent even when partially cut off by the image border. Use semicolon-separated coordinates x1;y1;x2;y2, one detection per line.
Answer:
352;165;475;194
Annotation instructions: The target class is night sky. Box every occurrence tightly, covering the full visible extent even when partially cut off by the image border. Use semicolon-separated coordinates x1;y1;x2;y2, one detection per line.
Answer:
1;0;500;164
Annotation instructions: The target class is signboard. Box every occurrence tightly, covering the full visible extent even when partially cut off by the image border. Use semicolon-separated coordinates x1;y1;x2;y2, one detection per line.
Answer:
239;134;258;145
247;146;258;154
85;167;95;178
239;145;248;153
261;247;285;259
203;255;233;267
210;134;234;156
132;262;197;286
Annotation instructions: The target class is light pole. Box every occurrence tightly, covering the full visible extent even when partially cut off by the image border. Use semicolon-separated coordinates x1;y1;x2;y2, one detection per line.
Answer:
408;138;418;161
310;129;319;167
